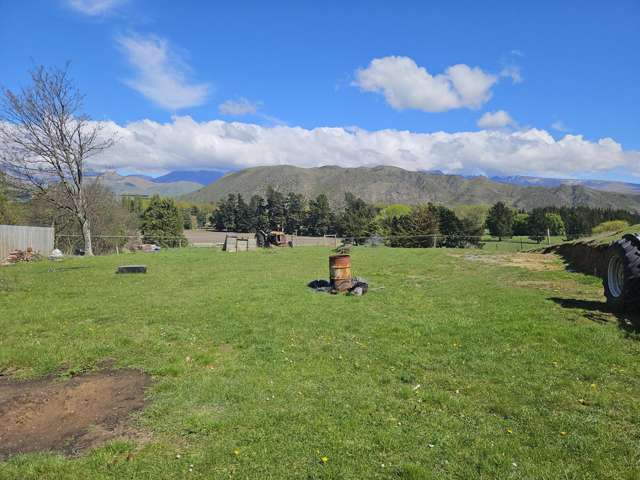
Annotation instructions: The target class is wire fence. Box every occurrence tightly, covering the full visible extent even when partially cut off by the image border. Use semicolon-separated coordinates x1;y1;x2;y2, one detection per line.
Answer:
51;230;595;256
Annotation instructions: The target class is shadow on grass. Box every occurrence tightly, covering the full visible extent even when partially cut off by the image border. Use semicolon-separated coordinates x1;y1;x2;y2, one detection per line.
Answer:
549;297;640;337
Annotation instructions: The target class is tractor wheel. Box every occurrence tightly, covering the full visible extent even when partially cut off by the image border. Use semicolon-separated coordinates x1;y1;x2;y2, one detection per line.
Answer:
603;236;640;312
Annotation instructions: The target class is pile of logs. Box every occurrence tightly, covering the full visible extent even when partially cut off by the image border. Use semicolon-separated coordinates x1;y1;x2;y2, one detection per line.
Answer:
3;248;41;265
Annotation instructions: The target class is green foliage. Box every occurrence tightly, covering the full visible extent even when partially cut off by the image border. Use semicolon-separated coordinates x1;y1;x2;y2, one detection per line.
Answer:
284;192;306;234
205;186;640;246
0;172;23;224
485;202;514;240
512;212;530;236
527;209;549;243
591;220;630;234
387;204;439;247
266;187;286;231
305;194;333;236
214;194;238;232
545;212;566;236
336;193;377;240
121;195;145;215
235;195;253;232
140;195;186;247
375;204;412;235
453;204;488;234
532;206;638;239
250;194;270;233
26;183;136;255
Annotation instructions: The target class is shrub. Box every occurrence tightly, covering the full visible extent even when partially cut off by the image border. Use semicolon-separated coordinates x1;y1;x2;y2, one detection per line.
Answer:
140;195;187;247
486;202;513;240
592;220;630;234
545;213;566;236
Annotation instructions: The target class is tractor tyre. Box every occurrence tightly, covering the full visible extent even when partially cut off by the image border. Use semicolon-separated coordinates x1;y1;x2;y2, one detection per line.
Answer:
603;235;640;312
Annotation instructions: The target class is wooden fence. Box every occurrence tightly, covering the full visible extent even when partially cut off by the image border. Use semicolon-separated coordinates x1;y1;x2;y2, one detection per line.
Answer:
0;225;55;260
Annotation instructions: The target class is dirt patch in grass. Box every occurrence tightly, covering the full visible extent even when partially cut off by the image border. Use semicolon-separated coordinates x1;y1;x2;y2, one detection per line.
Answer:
460;252;563;272
0;369;151;460
513;280;595;296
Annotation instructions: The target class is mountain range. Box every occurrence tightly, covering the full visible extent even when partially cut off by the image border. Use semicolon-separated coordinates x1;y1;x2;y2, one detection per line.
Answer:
183;165;640;212
89;171;204;197
489;175;640;195
85;166;640;212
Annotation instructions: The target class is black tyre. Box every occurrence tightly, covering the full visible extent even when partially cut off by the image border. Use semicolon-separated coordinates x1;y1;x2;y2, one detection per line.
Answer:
603;235;640;312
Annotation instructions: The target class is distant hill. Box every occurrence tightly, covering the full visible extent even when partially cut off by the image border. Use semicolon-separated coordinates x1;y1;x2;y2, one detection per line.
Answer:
154;170;225;185
184;165;640;212
490;175;640;195
90;171;203;197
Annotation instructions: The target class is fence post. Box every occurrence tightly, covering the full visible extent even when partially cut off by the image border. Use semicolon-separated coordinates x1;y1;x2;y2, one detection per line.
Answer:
547;228;551;246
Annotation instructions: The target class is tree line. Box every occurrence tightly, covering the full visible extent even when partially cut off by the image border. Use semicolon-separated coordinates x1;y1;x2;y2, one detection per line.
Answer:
485;202;640;242
211;190;640;246
212;190;484;246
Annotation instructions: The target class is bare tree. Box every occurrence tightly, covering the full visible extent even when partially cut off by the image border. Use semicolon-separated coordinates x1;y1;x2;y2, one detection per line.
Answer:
0;64;114;256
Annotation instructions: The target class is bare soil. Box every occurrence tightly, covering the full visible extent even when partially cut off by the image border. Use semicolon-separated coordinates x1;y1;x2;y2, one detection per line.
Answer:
0;369;151;460
459;252;563;272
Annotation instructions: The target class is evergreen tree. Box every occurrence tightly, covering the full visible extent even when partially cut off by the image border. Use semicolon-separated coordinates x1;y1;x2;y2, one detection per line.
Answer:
434;205;469;247
140;195;186;247
213;194;237;231
306;194;333;236
337;193;377;241
181;209;192;230
250;194;270;233
388;204;439;248
266;187;286;230
235;194;253;232
486;202;514;240
512;212;530;236
284;192;306;234
527;209;548;243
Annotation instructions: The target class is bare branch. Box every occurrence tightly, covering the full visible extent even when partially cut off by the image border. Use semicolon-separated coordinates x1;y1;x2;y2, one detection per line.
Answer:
0;64;115;255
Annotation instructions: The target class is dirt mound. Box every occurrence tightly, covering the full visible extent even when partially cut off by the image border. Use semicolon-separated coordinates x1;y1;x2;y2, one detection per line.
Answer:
0;369;151;460
543;242;609;277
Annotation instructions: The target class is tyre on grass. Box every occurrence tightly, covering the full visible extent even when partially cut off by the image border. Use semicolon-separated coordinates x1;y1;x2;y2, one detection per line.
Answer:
603;234;640;312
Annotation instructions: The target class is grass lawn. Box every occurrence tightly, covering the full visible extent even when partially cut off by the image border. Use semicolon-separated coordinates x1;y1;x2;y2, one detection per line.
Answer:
1;246;639;479
481;235;566;253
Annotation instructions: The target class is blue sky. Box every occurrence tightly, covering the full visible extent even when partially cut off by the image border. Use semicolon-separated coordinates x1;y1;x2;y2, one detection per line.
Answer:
1;0;639;181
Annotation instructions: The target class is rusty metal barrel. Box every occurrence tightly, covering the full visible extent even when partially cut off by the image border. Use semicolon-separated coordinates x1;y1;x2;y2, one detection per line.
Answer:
329;254;352;292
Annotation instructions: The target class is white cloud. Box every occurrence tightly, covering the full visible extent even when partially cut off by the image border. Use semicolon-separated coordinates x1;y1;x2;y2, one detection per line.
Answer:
477;110;516;129
353;56;497;112
116;34;211;110
88;116;640;178
499;65;523;84
219;98;262;116
551;121;569;132
499;49;524;83
67;0;125;15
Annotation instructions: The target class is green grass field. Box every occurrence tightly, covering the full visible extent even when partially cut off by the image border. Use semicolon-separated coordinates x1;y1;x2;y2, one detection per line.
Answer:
1;247;639;479
481;235;566;252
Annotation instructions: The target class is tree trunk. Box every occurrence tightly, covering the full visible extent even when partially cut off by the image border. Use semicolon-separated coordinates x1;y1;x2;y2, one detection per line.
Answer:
81;217;94;256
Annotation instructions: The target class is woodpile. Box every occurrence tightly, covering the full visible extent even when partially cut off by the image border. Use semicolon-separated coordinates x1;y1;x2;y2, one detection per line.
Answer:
137;244;161;252
3;248;42;265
